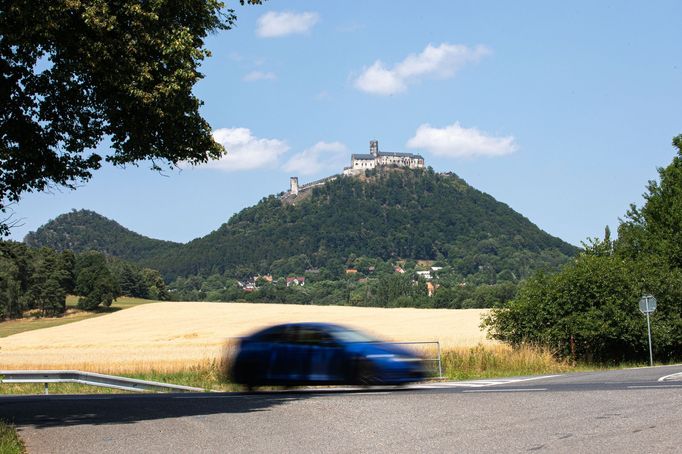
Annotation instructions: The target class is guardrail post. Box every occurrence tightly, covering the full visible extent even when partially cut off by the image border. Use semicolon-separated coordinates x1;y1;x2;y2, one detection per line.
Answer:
437;341;443;379
44;382;49;395
384;341;443;379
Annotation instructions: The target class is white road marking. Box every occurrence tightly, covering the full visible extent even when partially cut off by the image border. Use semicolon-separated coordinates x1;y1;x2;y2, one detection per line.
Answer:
409;375;561;389
628;385;682;389
463;388;548;393
348;392;392;396
171;375;564;396
624;364;682;370
657;372;682;382
172;395;250;399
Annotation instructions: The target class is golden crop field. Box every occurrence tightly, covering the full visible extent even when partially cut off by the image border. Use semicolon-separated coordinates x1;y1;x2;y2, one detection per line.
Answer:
0;302;492;373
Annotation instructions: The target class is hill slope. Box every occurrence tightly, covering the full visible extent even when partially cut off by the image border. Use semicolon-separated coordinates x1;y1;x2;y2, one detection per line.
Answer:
25;169;577;280
24;209;181;262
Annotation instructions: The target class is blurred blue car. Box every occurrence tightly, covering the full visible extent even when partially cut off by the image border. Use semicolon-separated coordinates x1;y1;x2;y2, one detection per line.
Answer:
231;322;426;387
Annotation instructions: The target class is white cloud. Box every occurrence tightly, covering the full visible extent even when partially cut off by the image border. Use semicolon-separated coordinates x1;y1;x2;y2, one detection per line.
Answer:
193;128;289;171
283;142;349;176
256;11;319;38
354;62;406;96
406;122;518;158
354;43;490;95
243;71;277;82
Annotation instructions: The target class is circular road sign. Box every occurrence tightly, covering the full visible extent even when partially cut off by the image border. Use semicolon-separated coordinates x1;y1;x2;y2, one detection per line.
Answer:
639;295;657;314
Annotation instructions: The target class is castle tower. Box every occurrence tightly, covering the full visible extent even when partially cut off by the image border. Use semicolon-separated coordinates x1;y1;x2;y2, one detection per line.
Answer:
290;177;299;195
370;140;379;157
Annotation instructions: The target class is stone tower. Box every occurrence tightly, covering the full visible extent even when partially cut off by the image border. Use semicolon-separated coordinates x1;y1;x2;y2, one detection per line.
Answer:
370;140;379;157
290;176;299;195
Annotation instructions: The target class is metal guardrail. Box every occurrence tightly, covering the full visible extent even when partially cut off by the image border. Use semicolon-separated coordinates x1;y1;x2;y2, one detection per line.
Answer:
386;341;443;378
0;370;205;395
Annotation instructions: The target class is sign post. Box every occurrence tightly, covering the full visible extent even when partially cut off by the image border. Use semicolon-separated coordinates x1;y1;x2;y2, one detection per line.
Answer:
638;295;657;367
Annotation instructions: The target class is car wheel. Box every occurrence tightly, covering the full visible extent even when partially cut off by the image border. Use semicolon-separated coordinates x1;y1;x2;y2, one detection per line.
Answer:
355;359;377;386
233;359;261;388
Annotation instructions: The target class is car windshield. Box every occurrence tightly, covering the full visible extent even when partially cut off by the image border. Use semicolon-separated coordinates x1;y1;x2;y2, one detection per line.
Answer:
332;327;377;343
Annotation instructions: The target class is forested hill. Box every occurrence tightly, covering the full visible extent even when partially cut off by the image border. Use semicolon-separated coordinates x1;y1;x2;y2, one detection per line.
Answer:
25;169;578;280
24;209;181;261
154;168;576;279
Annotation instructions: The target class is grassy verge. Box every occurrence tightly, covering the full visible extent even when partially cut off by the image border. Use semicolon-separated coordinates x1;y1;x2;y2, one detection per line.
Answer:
0;421;24;454
0;362;239;395
0;296;156;338
442;344;572;380
441;344;597;380
2;344;653;395
2;344;578;395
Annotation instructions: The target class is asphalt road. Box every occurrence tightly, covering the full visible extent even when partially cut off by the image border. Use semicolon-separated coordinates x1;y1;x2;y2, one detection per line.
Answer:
2;365;682;453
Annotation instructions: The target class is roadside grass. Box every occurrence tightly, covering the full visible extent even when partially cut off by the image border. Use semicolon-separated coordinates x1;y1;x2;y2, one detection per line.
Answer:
441;344;591;380
1;343;591;395
2;341;665;396
0;421;24;454
0;365;241;395
0;296;156;338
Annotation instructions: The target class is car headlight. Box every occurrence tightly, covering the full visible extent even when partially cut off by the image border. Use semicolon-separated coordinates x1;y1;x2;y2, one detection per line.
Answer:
366;354;421;362
391;357;422;363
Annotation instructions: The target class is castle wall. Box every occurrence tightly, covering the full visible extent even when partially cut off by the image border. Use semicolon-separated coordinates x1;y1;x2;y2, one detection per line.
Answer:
352;159;376;171
290;139;425;192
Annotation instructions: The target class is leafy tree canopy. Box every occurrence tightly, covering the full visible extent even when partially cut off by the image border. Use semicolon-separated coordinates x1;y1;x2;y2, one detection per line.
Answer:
0;0;261;234
484;135;682;363
75;250;119;309
617;135;682;266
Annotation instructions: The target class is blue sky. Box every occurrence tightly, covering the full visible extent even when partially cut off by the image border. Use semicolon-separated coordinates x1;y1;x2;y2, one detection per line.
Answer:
8;0;682;246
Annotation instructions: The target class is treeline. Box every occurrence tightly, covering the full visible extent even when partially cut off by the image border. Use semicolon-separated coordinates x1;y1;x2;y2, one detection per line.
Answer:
0;241;168;319
484;135;682;364
168;260;518;309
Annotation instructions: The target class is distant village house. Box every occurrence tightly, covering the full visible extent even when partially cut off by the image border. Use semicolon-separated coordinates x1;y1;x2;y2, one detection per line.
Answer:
286;277;305;287
426;282;439;297
416;270;432;280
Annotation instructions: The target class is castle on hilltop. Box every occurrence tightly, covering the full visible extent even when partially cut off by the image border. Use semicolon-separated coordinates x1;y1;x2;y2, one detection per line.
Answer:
288;140;425;195
342;140;425;176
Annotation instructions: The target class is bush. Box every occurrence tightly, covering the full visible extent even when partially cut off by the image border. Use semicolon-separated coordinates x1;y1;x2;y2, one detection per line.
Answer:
483;253;682;363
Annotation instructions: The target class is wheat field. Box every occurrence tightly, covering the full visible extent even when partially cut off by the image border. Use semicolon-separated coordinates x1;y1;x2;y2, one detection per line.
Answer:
0;302;492;373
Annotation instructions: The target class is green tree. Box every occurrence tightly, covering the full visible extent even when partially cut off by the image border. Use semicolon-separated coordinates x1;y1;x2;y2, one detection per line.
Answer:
484;135;682;363
0;255;22;318
75;251;118;310
58;250;77;294
618;135;682;266
25;248;68;316
142;268;169;300
1;242;34;317
373;274;426;307
0;0;262;234
117;264;148;298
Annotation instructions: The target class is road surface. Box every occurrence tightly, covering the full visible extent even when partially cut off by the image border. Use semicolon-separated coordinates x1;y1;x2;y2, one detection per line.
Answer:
2;365;681;453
